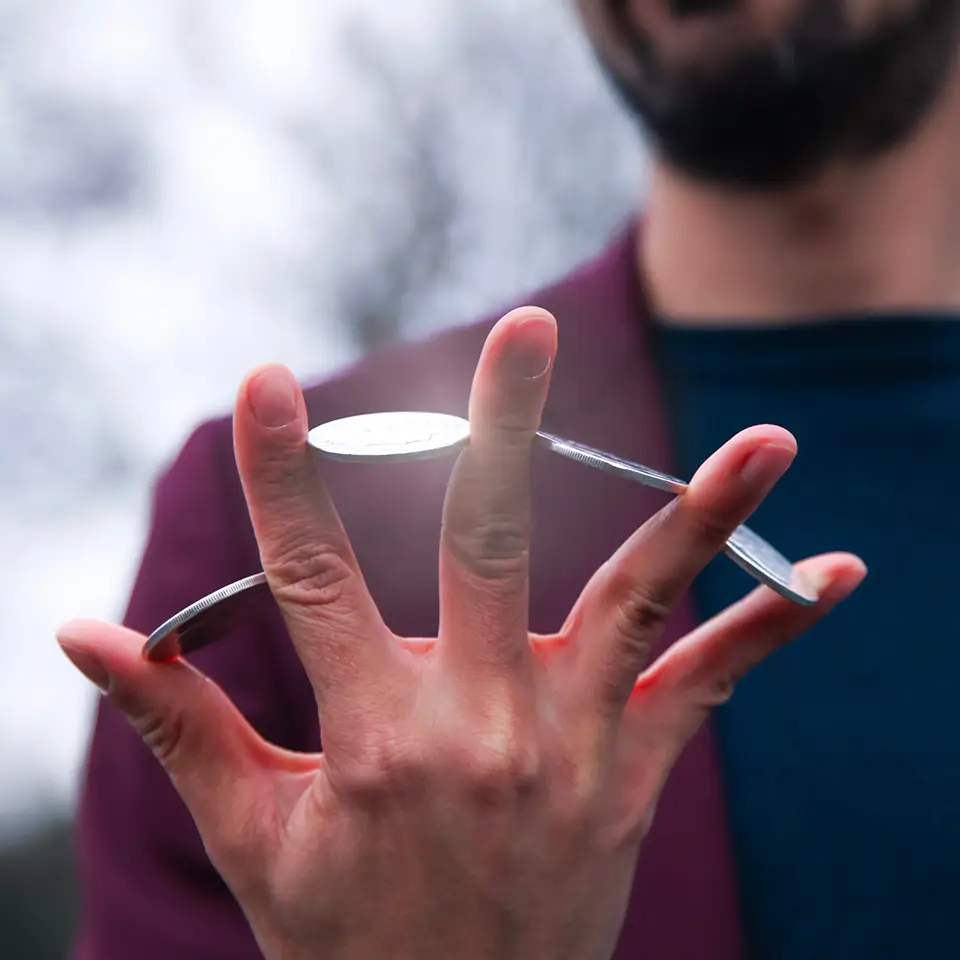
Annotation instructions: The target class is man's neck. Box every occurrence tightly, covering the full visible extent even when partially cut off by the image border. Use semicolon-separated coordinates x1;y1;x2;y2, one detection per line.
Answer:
642;71;960;326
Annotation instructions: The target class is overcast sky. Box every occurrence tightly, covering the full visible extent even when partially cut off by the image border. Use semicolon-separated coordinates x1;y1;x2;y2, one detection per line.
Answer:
0;0;645;838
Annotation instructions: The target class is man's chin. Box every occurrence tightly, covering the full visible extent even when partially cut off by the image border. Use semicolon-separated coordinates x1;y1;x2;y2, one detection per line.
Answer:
601;54;840;188
667;0;738;18
596;0;960;189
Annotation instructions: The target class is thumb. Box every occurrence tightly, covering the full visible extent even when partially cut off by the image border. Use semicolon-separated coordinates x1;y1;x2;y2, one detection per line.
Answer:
57;620;282;860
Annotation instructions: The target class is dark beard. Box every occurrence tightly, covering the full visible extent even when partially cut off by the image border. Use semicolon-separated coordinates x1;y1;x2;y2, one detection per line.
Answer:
599;0;960;188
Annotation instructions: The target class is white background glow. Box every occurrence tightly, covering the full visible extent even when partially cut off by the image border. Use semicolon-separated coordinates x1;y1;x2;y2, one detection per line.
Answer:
0;0;644;838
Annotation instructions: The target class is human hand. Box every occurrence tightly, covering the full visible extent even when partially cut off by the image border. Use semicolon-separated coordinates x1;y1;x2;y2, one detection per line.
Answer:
58;307;865;960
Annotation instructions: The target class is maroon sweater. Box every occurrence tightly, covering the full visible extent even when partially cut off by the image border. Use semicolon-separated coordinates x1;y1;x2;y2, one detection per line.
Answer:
72;223;743;959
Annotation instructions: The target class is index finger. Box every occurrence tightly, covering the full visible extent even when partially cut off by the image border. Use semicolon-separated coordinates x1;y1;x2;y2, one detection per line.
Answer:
233;364;395;712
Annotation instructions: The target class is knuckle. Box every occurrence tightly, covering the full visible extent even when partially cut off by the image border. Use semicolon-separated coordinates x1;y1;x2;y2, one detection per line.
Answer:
334;760;392;809
683;502;735;550
611;577;671;653
444;515;531;582
462;735;541;805
490;414;539;443
269;539;354;608
383;749;430;797
707;675;736;705
336;740;429;809
690;671;739;709
249;441;306;487
130;706;186;768
684;655;755;709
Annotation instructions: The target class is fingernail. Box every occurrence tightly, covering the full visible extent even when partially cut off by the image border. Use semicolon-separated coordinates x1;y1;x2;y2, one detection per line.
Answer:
506;318;555;379
249;367;298;428
814;557;868;603
740;443;795;491
59;644;113;695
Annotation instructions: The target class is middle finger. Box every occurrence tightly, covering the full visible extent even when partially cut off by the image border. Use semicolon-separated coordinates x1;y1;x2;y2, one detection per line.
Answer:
438;307;557;670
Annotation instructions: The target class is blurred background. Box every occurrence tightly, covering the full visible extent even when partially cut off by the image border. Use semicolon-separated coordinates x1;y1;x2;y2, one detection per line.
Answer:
0;0;646;955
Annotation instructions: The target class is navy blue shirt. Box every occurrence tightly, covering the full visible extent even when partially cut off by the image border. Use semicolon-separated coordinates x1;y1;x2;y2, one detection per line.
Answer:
654;316;960;959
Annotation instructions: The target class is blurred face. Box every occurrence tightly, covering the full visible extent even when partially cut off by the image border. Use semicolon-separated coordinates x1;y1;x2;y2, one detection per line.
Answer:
577;0;960;186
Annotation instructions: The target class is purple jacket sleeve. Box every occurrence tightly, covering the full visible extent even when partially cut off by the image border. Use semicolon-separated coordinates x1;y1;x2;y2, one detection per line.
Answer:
71;418;297;960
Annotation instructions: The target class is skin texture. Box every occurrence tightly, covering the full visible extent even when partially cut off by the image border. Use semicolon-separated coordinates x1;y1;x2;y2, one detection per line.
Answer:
58;309;864;960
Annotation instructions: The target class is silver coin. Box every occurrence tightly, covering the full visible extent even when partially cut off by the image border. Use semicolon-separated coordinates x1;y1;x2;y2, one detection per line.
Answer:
536;432;687;495
725;525;818;606
143;573;271;662
309;411;471;464
534;432;816;606
141;415;818;661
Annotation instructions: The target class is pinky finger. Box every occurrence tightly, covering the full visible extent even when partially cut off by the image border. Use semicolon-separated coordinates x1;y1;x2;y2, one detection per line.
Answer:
630;552;867;746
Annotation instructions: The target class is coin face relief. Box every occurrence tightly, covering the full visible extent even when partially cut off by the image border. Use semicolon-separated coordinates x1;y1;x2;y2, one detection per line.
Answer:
309;412;472;464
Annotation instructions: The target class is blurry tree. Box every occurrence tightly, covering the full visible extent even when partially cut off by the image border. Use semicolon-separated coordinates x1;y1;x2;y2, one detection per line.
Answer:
300;1;640;351
0;1;643;956
301;19;460;351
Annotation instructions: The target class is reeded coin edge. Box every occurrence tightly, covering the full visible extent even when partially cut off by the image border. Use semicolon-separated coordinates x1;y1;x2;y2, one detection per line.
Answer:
535;432;687;496
142;572;270;661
